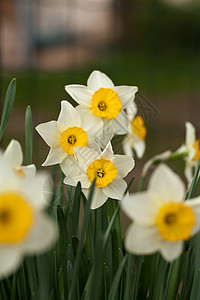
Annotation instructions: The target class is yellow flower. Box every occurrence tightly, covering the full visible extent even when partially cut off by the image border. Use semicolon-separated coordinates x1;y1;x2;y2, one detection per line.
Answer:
122;164;200;262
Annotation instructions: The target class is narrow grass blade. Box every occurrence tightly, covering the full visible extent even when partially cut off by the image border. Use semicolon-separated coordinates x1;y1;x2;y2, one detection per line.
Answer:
186;157;200;200
57;205;68;298
36;254;51;300
25;106;33;165
68;179;96;300
72;182;81;237
0;78;16;142
124;254;133;300
189;233;200;300
164;258;180;300
107;254;128;300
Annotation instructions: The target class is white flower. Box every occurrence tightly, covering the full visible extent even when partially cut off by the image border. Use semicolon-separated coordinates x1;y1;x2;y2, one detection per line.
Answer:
122;164;200;262
65;70;138;147
122;114;146;159
178;122;199;183
3;139;36;178
36;101;98;177
0;153;57;279
64;142;135;209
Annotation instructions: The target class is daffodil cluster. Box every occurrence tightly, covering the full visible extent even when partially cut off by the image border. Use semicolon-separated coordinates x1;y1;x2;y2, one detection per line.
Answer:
0;140;57;279
36;70;138;209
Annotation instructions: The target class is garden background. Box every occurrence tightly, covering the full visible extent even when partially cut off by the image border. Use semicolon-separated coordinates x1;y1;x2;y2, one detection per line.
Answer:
1;0;200;188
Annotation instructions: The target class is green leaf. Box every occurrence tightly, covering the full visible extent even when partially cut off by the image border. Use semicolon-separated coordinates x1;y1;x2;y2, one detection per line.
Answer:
57;205;68;298
72;182;81;237
25;106;33;165
68;179;96;300
124;254;133;300
108;254;128;300
189;233;200;299
0;78;16;142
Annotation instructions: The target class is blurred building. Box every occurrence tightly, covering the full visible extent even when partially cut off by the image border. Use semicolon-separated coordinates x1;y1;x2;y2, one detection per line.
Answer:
0;0;114;71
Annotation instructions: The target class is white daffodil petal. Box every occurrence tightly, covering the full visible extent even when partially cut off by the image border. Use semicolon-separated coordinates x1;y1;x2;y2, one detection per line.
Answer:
87;138;102;155
122;137;134;157
103;178;127;200
186;122;196;149
0;155;17;192
186;197;200;215
57;100;81;128
64;172;91;189
76;105;104;138
65;84;92;107
114;86;138;109
113;154;135;178
23;213;57;254
161;241;183;262
99;142;114;161
42;147;67;167
83;187;108;210
95;119;114;149
3;139;23;168
133;138;146;159
112;110;128;135
73;147;99;171
121;192;159;225
149;164;185;203
125;224;162;255
185;165;193;184
21;164;36;179
60;155;76;177
87;70;114;91
126;102;138;121
0;247;23;279
36;121;61;148
21;172;51;210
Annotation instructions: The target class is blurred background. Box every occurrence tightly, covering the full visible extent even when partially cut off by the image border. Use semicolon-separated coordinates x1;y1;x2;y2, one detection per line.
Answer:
1;0;200;188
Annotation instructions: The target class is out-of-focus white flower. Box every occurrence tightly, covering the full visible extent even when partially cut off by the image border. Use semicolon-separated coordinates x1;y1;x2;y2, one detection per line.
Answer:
178;122;200;183
3;139;36;178
122;164;200;262
65;70;138;147
0;153;57;279
36;101;98;176
64;142;135;209
123;115;147;159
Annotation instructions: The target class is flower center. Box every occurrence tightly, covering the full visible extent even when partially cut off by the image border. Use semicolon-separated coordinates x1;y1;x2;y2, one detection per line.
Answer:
97;168;105;178
91;88;122;120
98;101;106;111
156;202;195;242
60;126;88;155
68;135;76;145
193;139;200;162
131;116;146;140
0;193;33;244
86;158;118;187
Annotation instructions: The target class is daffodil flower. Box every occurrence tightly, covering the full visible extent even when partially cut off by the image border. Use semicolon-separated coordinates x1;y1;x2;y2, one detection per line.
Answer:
122;164;200;262
64;142;135;209
178;122;200;183
123;115;147;158
65;70;138;147
0;153;57;279
3;139;36;178
36;101;98;176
